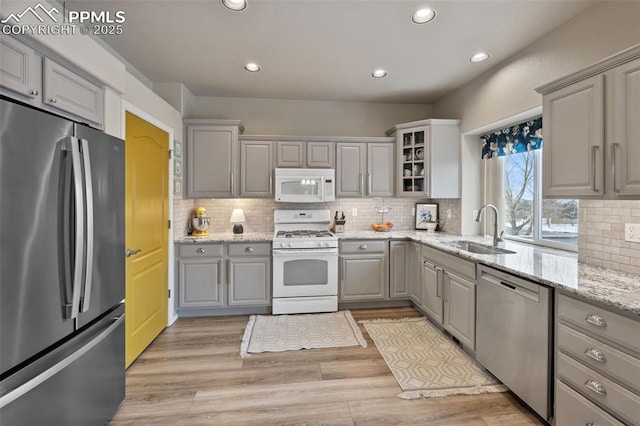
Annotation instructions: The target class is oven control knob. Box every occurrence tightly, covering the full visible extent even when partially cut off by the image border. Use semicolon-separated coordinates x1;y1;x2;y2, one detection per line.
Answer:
287;243;293;248
324;242;330;247
280;242;286;248
317;242;322;247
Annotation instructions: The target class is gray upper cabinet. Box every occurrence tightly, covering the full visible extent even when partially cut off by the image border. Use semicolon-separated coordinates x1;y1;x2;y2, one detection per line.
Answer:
276;141;335;168
241;141;273;197
307;142;335;168
0;35;41;100
1;36;105;127
43;58;104;126
276;141;305;167
336;142;394;197
387;119;460;198
185;120;243;198
536;45;640;199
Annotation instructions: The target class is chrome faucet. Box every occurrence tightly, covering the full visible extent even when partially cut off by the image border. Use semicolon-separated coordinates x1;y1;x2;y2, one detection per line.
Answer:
475;204;503;246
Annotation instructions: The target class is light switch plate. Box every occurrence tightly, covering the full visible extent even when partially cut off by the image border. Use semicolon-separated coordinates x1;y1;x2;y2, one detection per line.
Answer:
411;207;415;217
625;223;640;242
352;208;358;217
447;209;452;219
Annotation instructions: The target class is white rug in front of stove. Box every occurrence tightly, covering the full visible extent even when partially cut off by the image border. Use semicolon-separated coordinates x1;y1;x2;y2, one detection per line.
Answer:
240;310;367;358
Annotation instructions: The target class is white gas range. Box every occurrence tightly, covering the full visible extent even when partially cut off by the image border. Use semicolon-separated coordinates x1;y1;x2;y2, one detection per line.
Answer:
272;210;338;315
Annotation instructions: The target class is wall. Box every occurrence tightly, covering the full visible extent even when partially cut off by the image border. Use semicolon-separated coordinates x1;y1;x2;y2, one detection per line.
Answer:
433;1;640;134
174;197;460;239
578;200;640;275
191;96;432;137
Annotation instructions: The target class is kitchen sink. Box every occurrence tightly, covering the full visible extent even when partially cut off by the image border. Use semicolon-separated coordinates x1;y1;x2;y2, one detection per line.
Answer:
445;240;516;255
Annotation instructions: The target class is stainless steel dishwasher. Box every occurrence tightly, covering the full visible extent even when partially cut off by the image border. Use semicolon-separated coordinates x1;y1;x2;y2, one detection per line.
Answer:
476;265;552;422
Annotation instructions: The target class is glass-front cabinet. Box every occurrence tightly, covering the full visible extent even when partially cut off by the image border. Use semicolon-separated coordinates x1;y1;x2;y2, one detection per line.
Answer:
387;119;461;198
400;126;428;194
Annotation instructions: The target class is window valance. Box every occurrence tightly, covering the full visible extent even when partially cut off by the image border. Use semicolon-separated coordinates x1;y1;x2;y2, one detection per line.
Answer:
481;117;542;159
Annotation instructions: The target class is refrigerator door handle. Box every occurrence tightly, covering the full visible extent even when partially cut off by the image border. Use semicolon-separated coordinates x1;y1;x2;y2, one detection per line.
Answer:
0;313;125;409
79;138;94;313
65;137;85;320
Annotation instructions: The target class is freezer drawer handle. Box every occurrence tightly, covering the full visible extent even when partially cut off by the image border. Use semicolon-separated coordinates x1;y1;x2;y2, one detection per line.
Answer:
585;380;606;396
0;314;125;409
585;314;607;328
585;348;607;363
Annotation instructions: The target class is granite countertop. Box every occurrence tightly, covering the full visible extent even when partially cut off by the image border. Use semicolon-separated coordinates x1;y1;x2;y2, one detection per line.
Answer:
175;230;640;316
176;232;273;243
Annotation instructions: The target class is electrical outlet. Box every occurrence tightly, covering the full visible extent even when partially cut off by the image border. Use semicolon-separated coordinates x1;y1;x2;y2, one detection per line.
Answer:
411;207;415;217
473;209;479;220
447;209;452;219
352;208;358;217
625;223;640;242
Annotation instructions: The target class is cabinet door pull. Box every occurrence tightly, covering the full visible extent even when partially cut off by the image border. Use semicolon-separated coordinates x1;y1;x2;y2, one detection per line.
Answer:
585;314;607;328
269;174;273;195
230;172;234;194
245;247;254;253
197;248;206;254
585;423;599;426
359;244;368;250
30;89;39;96
434;266;443;297
49;97;57;103
611;143;619;193
367;173;372;196
591;146;600;193
585;348;607;363
359;173;364;195
585;379;606;396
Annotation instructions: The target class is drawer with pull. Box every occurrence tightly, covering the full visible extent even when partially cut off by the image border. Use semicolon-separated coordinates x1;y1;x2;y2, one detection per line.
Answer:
555;381;625;426
340;240;387;254
178;244;224;258
557;294;640;354
227;243;270;257
558;323;640;394
557;352;640;425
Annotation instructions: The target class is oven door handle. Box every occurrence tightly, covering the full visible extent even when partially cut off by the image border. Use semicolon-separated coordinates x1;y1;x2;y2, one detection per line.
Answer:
273;249;338;255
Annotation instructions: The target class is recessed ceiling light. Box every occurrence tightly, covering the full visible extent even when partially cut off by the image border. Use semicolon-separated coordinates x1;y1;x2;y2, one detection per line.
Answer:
372;69;388;78
412;8;436;24
244;62;260;72
221;0;247;11
470;52;490;63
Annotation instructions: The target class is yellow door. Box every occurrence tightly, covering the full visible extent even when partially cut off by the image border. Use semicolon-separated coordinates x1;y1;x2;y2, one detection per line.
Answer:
125;112;169;367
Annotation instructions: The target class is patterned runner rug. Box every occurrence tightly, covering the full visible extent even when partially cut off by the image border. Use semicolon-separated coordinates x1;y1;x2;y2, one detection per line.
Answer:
362;317;507;399
240;310;367;358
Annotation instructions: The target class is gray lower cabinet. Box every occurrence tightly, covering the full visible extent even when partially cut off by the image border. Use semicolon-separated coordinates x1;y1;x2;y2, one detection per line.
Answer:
555;293;640;426
389;241;411;299
177;242;271;311
418;244;476;350
339;240;388;301
409;242;422;304
240;141;273;197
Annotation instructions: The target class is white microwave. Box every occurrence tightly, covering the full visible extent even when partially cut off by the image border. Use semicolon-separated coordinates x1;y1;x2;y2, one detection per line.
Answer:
274;168;335;203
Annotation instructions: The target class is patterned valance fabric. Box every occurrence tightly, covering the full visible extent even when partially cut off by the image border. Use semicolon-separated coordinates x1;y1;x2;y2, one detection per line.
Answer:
481;117;543;159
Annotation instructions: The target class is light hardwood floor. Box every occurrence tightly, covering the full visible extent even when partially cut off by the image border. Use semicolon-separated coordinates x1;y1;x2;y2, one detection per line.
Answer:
111;307;544;425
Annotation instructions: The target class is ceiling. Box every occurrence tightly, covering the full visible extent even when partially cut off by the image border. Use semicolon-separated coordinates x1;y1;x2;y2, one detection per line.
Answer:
79;0;596;104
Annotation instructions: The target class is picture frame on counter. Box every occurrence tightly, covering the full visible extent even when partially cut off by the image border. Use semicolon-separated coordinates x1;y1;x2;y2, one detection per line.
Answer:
174;140;182;158
415;203;438;231
174;160;182;177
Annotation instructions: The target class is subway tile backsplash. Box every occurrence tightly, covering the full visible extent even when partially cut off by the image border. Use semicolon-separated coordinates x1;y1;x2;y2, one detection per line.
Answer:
578;200;640;275
174;197;461;238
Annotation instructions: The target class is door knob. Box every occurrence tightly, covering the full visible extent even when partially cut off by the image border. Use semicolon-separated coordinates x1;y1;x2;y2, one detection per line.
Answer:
125;249;142;257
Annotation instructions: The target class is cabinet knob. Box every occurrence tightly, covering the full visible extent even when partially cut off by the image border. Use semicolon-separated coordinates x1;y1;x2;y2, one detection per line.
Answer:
359;244;368;250
197;248;206;253
245;247;254;252
30;89;39;96
584;379;606;396
585;314;607;328
49;98;57;103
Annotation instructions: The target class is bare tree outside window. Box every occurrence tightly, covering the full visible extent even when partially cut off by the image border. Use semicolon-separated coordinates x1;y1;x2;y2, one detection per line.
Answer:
504;151;535;238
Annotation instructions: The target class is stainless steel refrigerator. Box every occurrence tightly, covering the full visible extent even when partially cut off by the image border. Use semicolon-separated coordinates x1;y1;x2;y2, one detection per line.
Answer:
0;97;125;425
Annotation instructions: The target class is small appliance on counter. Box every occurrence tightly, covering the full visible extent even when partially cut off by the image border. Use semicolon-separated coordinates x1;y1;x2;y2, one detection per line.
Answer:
332;211;345;233
190;206;211;237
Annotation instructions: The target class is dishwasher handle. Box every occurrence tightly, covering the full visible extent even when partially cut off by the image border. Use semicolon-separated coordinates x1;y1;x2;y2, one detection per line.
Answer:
480;272;540;303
